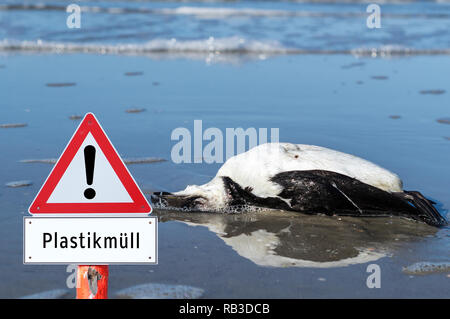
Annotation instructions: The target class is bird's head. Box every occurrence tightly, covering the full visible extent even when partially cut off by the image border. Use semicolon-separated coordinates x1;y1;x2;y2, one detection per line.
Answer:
151;178;228;211
151;191;209;211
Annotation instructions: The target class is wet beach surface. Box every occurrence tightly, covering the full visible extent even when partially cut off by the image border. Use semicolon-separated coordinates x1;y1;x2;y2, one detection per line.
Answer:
0;53;449;298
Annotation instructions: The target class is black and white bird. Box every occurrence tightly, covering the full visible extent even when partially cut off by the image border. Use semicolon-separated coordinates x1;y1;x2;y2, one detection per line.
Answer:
152;143;447;227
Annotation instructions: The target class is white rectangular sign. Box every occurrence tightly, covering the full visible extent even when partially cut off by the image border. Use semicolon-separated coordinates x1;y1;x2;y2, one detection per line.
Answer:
24;217;157;264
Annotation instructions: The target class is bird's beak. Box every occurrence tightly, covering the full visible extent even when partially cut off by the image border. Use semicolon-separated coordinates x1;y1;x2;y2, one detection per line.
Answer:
151;192;192;208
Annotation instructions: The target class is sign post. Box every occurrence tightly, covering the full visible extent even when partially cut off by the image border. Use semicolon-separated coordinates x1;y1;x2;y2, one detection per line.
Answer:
76;265;109;299
25;113;156;299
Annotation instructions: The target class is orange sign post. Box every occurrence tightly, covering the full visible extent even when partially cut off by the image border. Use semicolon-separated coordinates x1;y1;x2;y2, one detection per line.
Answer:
76;265;109;299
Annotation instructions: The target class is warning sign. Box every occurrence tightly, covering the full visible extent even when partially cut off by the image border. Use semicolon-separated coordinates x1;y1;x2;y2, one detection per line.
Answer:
29;113;151;215
24;217;157;264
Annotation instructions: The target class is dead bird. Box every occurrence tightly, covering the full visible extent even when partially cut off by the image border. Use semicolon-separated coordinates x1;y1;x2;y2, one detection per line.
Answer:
152;143;447;227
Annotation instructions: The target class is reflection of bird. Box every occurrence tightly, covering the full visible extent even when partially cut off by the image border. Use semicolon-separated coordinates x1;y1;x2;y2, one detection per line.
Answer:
153;143;447;227
157;210;436;268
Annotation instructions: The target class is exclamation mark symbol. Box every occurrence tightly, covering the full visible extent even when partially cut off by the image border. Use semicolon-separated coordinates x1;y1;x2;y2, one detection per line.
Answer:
84;145;96;200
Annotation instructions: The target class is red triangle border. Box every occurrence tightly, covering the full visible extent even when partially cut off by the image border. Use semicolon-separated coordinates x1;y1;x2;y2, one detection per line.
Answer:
29;113;152;214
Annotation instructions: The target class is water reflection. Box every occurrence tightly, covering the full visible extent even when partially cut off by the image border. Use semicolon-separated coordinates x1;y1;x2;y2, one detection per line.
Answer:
156;209;436;268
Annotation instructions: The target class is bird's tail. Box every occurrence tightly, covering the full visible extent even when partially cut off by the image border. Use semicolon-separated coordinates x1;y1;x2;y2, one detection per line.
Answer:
400;191;447;227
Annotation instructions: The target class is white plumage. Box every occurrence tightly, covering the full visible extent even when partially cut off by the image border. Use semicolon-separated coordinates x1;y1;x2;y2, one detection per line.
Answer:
175;143;403;210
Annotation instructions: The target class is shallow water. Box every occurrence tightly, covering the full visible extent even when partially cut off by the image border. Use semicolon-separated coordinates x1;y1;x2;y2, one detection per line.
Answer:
0;0;449;298
1;52;449;298
157;209;437;267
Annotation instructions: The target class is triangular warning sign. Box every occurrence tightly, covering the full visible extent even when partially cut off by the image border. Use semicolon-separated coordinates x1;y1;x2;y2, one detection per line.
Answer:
29;113;151;215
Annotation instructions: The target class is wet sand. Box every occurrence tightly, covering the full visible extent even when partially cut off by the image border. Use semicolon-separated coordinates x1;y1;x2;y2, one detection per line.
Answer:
0;123;27;128
0;53;449;298
45;83;77;88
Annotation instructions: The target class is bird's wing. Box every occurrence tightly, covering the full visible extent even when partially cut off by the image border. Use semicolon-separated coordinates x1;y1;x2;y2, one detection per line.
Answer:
271;170;417;217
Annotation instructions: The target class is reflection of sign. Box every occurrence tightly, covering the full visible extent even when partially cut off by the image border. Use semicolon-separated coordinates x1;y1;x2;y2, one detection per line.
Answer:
29;113;151;215
24;217;157;264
